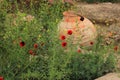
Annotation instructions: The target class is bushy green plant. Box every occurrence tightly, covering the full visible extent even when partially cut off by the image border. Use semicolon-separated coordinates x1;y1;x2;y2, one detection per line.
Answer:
67;46;116;80
0;0;71;80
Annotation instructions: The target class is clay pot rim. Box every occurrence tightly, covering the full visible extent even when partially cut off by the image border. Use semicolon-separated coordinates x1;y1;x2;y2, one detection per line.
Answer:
63;11;78;17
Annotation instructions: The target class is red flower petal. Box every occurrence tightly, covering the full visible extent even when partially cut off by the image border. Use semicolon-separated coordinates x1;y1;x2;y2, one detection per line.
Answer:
60;35;66;40
29;50;33;54
77;49;81;53
19;41;25;47
28;50;36;56
34;43;38;48
90;41;94;45
67;30;72;35
114;46;118;51
0;77;4;80
61;42;67;47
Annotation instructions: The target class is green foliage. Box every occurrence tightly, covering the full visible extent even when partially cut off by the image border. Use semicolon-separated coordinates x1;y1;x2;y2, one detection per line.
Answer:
0;0;118;80
68;47;116;80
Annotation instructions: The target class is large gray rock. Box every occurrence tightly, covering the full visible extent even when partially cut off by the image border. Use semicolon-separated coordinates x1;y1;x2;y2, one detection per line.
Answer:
76;3;120;25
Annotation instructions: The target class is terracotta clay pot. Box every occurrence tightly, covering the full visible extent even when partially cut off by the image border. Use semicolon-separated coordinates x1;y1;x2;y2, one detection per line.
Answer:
58;11;97;46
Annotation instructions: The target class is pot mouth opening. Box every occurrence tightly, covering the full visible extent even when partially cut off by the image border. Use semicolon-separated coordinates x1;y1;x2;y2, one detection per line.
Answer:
63;11;84;20
63;11;78;17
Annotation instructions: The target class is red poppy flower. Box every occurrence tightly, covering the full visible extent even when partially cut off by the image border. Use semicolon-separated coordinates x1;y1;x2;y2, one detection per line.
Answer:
114;46;118;51
34;43;38;48
67;30;73;35
77;49;81;53
90;41;94;45
28;50;36;56
60;35;66;40
61;42;67;47
19;41;25;47
0;77;3;80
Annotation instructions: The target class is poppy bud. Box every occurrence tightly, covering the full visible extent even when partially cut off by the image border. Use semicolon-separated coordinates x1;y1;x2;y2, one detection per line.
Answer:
0;76;4;80
34;43;38;48
60;35;66;40
114;46;118;51
62;42;67;47
19;41;25;47
67;30;72;35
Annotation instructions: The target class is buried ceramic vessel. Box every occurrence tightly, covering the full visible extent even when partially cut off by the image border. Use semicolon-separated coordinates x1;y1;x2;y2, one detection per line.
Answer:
58;11;97;46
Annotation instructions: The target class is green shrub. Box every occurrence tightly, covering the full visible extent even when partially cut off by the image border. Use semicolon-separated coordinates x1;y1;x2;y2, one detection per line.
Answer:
68;49;116;80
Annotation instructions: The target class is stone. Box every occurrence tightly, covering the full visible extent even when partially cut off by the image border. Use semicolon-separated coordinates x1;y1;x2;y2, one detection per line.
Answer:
95;73;120;80
76;3;120;25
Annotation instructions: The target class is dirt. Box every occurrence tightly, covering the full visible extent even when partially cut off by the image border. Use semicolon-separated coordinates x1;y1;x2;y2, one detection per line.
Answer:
95;73;120;80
